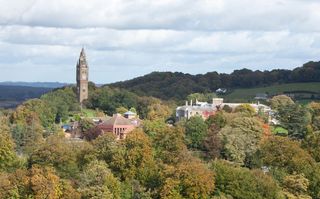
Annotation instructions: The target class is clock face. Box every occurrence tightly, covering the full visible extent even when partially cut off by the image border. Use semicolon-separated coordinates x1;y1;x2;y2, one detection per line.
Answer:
82;73;87;80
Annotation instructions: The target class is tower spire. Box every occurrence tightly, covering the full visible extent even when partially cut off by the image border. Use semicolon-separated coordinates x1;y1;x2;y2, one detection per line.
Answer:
76;48;89;104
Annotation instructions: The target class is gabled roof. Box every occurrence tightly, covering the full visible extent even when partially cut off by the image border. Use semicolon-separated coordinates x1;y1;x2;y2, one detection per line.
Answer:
102;114;133;126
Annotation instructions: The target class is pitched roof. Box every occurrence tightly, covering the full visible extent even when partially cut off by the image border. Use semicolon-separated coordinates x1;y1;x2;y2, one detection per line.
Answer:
102;114;133;126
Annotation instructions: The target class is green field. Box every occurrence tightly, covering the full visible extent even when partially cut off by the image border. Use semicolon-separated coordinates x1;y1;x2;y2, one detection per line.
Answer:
224;82;320;103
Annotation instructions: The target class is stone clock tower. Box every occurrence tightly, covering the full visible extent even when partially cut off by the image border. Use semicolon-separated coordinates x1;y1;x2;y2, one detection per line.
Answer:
76;48;88;104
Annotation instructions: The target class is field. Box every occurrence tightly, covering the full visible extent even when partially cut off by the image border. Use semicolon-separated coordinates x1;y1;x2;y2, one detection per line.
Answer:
223;82;320;103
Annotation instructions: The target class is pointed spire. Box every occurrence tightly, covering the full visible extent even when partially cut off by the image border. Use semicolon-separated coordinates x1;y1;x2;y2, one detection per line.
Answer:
80;47;86;57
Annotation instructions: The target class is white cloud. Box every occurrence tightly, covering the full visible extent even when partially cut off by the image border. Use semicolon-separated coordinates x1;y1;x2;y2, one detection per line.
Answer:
0;0;319;83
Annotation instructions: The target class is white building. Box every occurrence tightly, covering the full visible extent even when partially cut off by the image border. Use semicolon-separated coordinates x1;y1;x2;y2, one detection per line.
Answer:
176;98;271;121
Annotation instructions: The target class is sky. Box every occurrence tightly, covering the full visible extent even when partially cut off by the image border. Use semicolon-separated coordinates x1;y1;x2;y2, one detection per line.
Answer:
0;0;320;84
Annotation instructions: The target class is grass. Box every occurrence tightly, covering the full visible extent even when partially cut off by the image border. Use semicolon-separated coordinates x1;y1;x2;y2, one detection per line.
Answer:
81;109;97;117
223;82;320;103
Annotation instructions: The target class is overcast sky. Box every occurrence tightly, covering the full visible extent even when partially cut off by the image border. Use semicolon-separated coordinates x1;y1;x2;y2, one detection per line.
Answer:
0;0;320;84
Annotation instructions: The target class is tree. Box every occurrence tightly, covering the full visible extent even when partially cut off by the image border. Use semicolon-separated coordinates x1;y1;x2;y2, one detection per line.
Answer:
10;105;44;154
1;165;79;199
161;158;215;199
153;126;187;164
312;116;320;131
203;124;223;160
116;106;128;114
19;99;55;130
270;95;294;110
235;104;256;116
219;117;263;164
122;129;159;188
282;174;312;199
185;116;208;150
277;104;311;139
146;102;172;121
222;105;233;113
259;136;315;175
205;111;227;129
29;134;79;178
0;116;19;171
211;160;283;199
29;165;63;199
302;131;320;162
259;136;320;198
79;160;121;199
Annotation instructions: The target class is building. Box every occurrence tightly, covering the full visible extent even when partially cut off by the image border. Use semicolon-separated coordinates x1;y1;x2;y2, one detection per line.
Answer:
124;111;137;119
76;48;89;104
254;93;268;100
97;113;138;140
176;99;217;120
176;98;271;121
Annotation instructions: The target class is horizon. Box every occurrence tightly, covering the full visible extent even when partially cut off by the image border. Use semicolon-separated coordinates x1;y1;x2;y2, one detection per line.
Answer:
1;0;320;83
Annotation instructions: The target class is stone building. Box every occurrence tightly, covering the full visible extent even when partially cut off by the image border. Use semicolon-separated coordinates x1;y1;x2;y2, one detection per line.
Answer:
76;48;89;104
176;98;271;121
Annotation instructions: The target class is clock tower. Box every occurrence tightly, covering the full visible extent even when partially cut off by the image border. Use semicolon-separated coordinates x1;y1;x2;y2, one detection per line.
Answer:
76;48;89;104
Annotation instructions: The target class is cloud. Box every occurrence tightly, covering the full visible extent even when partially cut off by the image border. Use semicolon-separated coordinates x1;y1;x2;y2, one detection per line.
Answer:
0;0;319;83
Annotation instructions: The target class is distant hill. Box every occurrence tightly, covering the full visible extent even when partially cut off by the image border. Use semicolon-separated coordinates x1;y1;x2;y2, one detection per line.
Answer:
109;61;320;100
0;82;69;88
224;82;320;103
0;85;52;108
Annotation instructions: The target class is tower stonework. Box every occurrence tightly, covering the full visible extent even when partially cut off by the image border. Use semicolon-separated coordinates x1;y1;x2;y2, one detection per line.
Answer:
76;48;89;104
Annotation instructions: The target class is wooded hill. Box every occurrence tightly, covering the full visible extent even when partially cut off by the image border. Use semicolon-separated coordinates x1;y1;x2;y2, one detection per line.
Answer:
109;61;320;100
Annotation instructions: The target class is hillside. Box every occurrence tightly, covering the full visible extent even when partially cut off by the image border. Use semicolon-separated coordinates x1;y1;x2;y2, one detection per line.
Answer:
0;85;52;108
109;61;320;100
223;82;320;103
0;81;69;88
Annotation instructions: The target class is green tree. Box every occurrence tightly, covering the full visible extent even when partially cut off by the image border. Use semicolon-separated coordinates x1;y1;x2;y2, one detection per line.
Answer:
282;174;312;199
79;160;121;199
270;95;294;110
185;116;208;149
235;104;256;116
219;117;263;164
205;111;227;129
10;107;44;155
153;126;187;164
259;136;320;198
277;104;311;139
161;158;215;199
302;131;320;162
0;117;19;172
41;87;79;123
29;134;79;178
20;99;55;130
116;106;128;114
203;124;223;160
211;160;283;199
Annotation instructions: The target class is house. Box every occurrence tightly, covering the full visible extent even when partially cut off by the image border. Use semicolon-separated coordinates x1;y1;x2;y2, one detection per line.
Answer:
124;111;137;119
216;88;227;94
212;98;271;113
176;98;272;121
97;113;138;139
254;93;268;100
176;99;217;120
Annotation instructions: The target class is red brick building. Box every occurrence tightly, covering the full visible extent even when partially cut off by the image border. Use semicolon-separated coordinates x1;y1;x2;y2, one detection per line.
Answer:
97;114;137;139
